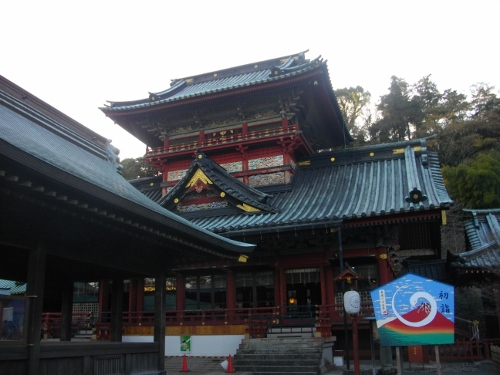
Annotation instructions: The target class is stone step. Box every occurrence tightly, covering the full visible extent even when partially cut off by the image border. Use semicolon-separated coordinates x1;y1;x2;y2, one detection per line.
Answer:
234;337;324;375
235;364;320;373
243;371;319;375
234;353;322;361
235;353;321;360
235;361;320;368
239;340;324;351
238;348;323;353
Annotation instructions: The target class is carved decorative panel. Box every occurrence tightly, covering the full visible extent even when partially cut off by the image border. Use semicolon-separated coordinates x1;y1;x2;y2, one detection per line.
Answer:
248;155;283;170
249;172;285;187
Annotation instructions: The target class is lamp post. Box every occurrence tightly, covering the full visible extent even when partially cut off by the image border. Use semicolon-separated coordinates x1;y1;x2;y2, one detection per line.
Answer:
344;290;361;375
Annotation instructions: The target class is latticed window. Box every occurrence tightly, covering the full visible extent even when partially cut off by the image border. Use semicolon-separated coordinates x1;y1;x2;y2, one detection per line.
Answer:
143;277;177;311
185;274;226;310
236;271;274;308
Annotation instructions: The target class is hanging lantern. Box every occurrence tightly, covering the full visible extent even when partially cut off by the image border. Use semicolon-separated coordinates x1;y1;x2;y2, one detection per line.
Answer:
344;290;361;315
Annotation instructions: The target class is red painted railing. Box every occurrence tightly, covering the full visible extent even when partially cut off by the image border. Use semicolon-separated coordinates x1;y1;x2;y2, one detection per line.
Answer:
145;123;299;157
41;312;92;339
41;303;371;339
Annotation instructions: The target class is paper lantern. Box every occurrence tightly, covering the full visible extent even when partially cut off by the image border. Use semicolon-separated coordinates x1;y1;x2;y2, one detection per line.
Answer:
344;290;361;315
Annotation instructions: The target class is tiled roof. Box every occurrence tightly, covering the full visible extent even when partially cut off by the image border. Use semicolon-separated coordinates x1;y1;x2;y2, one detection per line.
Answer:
454;209;500;269
405;259;452;282
0;83;254;253
102;52;321;112
174;139;453;235
159;150;278;213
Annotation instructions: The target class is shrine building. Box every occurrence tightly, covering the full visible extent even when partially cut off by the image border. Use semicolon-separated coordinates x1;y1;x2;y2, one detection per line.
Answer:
100;51;453;356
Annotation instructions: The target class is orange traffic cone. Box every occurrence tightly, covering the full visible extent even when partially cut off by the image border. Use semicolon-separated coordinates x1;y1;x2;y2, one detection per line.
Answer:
180;354;190;372
225;354;235;373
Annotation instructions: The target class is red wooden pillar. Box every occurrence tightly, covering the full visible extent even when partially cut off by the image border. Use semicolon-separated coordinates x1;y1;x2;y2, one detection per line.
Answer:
323;265;335;306
99;280;111;321
275;268;287;309
176;273;185;311
274;268;281;307
110;279;124;342
129;279;138;312
281;117;289;131
320;266;327;306
198;130;205;147
377;249;390;285
136;278;144;312
226;270;236;322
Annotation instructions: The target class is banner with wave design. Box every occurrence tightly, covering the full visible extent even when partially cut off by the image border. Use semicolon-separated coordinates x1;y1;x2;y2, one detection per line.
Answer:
370;273;454;346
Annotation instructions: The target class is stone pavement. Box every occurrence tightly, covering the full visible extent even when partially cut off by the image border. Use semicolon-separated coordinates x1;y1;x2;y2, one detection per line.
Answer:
163;356;497;374
164;356;252;374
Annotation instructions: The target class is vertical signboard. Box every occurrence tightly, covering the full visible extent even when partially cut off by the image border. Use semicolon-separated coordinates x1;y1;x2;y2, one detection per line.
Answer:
180;335;191;352
370;273;454;346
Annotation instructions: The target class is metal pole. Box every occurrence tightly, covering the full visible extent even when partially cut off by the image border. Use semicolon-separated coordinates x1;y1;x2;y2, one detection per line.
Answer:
338;227;350;370
353;316;360;375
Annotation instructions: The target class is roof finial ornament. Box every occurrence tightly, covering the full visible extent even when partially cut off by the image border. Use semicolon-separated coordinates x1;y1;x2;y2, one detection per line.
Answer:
405;187;427;204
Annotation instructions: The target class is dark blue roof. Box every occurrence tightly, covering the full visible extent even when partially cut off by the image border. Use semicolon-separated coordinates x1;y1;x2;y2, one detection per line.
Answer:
456;209;500;268
103;52;320;111
169;139;453;235
0;81;254;254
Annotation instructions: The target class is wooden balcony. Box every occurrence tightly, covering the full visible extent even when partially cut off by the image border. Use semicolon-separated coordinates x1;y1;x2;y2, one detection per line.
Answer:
145;122;300;157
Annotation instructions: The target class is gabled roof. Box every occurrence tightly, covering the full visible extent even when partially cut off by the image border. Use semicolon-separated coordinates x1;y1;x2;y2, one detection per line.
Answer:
102;51;321;111
453;209;500;269
160;138;453;236
0;76;254;258
159;150;278;214
100;51;352;150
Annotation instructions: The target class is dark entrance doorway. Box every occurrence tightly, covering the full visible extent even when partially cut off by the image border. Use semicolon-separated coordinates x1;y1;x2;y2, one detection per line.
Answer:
285;268;321;315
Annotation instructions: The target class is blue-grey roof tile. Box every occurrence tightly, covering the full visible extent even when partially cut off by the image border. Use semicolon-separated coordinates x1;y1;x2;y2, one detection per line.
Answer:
0;88;253;252
457;209;500;269
171;140;453;234
104;55;323;111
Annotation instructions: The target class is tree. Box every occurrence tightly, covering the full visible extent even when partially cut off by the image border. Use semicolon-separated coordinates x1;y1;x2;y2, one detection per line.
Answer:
411;75;442;138
436;84;499;166
369;76;420;142
442;150;500;208
121;157;159;180
335;86;371;144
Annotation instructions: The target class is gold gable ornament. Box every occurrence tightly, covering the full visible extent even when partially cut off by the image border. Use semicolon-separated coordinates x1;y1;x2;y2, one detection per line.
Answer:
236;203;260;212
186;169;213;188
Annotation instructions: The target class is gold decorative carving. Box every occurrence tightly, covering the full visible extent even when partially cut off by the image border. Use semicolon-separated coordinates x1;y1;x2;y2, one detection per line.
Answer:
379;254;388;259
236;203;260;212
186;169;213;188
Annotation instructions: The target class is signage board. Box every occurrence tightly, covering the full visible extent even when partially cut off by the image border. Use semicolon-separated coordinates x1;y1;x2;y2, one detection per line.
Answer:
370;273;454;346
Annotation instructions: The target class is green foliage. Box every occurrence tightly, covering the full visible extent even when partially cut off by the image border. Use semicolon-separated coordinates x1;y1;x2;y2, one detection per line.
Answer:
121;157;158;180
455;287;486;334
442;150;500;208
362;76;500;210
436;84;500;166
370;76;420;142
335;86;371;144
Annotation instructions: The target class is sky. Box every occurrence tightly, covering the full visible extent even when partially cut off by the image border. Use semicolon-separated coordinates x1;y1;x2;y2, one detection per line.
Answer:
2;1;499;159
